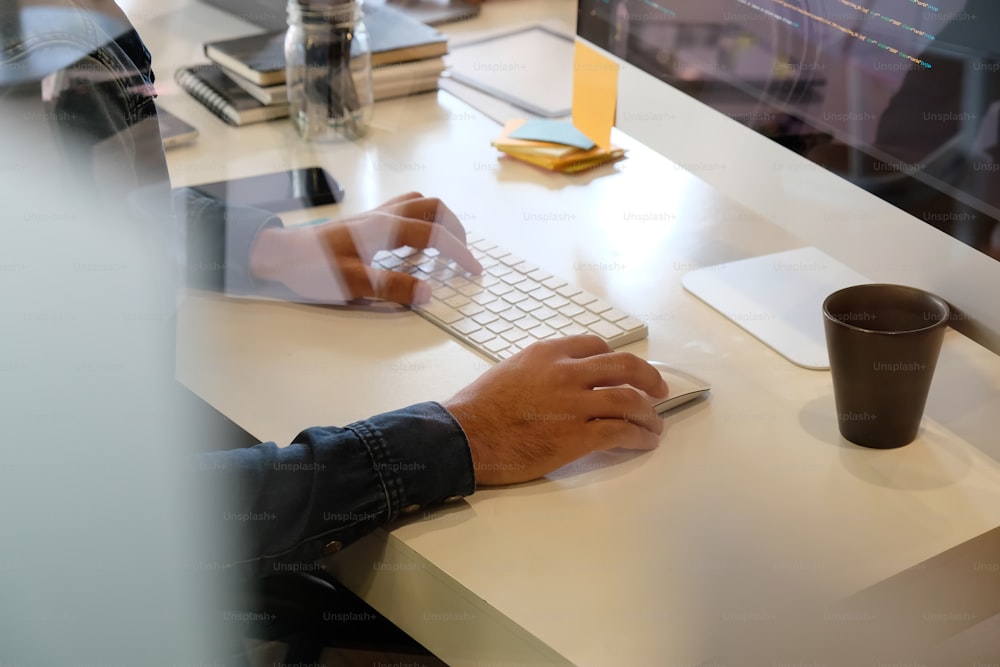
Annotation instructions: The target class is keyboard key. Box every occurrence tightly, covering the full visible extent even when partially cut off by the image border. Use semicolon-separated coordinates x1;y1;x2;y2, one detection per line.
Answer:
518;298;543;313
588;298;614;314
392;246;420;258
517;278;540;293
572;292;599;307
377;254;406;270
557;284;582;298
471;291;499;306
528;269;551;282
574;311;600;326
559;303;586;319
459;303;485;317
453;319;481;336
618;317;645;332
431;266;461;282
397;263;420;276
533;307;557;321
603;308;628;323
514;316;541;331
547;315;573;330
561;323;589;337
486;320;513;335
531;324;557;339
590;319;625;339
502;291;529;305
502;328;530;343
434;285;458;301
544;295;570;310
444;294;470;309
472;311;499;326
479;274;501;288
469;329;496;345
542;276;567;290
485;338;510;353
422;302;463;324
416;259;439;274
500;307;526;321
491;282;514;297
529;286;555;301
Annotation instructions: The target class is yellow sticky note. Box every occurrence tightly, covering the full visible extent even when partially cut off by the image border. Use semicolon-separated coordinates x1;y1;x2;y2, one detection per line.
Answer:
572;41;618;149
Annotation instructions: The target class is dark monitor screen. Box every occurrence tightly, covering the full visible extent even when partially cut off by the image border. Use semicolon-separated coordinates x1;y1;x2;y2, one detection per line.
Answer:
578;0;1000;261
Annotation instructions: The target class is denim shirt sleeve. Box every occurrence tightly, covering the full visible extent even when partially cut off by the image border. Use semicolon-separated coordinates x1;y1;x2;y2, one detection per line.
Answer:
196;401;477;579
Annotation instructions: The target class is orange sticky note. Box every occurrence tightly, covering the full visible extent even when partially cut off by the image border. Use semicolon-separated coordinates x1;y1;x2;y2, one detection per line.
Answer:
572;40;618;149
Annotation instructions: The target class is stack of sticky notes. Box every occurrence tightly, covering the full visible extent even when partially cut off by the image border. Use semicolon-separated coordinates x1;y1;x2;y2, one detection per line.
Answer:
491;118;626;173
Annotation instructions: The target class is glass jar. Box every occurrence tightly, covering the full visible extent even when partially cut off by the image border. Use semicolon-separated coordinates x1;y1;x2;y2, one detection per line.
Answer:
285;0;373;141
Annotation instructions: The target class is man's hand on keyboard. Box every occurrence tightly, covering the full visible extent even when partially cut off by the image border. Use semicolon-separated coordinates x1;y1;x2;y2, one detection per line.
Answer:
249;192;482;304
442;335;669;486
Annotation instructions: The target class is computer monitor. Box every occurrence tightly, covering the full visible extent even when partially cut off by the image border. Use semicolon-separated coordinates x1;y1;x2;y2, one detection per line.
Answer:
577;0;1000;361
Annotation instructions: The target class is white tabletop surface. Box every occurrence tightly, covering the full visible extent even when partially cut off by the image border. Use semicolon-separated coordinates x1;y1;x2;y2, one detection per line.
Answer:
142;1;1000;665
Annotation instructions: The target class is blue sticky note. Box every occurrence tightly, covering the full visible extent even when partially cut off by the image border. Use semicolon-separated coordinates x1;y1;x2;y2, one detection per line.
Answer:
507;119;596;150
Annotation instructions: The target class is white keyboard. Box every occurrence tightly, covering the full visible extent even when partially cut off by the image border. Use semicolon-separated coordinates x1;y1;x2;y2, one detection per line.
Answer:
372;234;648;362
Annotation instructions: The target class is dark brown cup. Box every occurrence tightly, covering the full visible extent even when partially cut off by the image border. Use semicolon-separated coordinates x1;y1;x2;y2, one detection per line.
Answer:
823;284;949;449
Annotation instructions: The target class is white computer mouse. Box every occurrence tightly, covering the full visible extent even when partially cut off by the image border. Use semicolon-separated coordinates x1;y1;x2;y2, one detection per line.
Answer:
645;362;711;414
595;362;711;413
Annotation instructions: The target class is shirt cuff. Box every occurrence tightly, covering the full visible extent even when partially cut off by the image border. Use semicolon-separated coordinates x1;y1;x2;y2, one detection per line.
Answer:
346;401;476;518
222;204;284;297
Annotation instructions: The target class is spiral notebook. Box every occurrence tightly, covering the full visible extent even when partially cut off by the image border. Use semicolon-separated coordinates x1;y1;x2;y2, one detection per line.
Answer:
174;63;290;126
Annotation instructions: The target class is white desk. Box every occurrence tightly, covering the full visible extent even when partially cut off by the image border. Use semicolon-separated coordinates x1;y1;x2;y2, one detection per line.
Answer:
146;2;1000;665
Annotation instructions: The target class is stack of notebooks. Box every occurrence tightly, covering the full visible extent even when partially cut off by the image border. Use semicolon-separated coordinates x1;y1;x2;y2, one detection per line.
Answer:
175;3;449;126
492;118;626;173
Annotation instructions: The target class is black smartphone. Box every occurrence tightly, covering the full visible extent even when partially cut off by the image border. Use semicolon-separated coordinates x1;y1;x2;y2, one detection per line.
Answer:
189;167;345;213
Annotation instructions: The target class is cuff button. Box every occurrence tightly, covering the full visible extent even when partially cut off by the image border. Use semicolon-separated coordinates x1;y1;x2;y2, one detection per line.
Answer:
443;495;464;503
402;504;421;514
322;540;343;556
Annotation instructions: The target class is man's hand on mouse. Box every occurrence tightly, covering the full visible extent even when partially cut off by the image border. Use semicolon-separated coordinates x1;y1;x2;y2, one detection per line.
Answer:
442;335;669;486
249;192;482;304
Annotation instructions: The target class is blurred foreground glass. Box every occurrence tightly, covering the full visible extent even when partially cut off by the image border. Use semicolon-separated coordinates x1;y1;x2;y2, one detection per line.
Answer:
823;284;950;449
285;0;373;141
